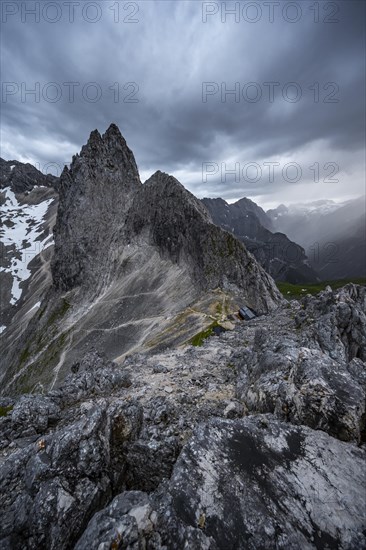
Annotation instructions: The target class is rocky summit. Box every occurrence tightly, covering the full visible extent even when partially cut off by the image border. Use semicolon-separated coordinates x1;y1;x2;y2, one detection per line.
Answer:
52;124;142;293
0;125;365;549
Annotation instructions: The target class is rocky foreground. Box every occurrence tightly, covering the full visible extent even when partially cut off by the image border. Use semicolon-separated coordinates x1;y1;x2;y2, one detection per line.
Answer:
0;284;365;549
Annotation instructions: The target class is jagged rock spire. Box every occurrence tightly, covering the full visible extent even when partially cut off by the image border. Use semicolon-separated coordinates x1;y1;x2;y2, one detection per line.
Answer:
52;125;141;292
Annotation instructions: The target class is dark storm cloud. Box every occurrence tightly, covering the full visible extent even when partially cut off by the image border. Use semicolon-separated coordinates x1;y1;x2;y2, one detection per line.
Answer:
1;0;365;205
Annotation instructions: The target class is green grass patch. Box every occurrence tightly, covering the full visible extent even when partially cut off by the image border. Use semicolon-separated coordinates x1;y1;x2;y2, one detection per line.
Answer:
277;278;366;299
189;322;220;347
0;405;13;417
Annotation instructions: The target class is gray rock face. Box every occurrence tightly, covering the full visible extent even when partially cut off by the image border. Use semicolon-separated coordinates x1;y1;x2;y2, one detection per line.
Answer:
0;403;136;549
152;415;366;550
74;491;159;550
75;415;366;550
11;396;61;436
202;197;319;284
127;171;281;313
52;126;281;309
203;196;274;231
236;284;366;442
0;353;141;550
298;283;366;362
52;124;142;293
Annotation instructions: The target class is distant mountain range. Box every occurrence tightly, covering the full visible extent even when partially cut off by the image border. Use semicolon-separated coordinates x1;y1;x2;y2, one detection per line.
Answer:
202;197;318;284
201;195;365;283
267;199;366;280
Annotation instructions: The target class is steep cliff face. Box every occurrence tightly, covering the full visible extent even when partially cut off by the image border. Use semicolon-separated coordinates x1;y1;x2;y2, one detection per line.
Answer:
52;124;141;293
1;124;281;395
49;126;282;313
203;196;273;231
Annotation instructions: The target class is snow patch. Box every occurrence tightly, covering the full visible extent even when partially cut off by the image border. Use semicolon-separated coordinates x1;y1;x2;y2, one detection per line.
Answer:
0;187;55;305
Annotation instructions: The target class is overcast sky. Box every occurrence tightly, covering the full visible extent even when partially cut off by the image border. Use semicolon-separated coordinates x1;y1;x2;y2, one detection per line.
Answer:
1;0;365;208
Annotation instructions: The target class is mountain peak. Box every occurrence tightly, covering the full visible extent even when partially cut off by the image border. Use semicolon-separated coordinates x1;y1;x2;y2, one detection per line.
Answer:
104;122;123;138
146;170;170;182
126;170;281;311
90;128;102;141
102;123;129;151
80;124;132;160
80;129;102;154
52;125;141;291
67;124;140;185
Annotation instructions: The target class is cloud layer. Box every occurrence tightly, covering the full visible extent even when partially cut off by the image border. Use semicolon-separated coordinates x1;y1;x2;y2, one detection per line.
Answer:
1;0;365;207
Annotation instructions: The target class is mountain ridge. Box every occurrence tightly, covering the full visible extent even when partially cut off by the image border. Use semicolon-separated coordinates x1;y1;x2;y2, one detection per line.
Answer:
1;124;281;395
